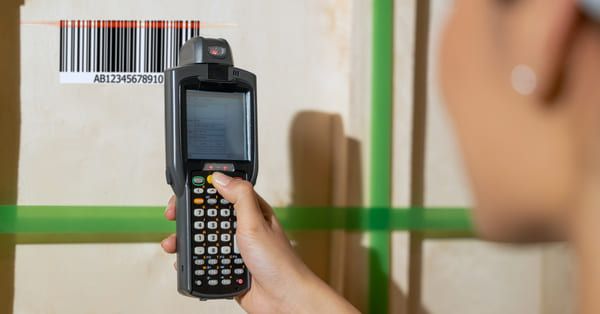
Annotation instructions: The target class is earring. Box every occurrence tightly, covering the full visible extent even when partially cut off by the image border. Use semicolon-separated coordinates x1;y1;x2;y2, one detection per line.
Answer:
511;64;537;96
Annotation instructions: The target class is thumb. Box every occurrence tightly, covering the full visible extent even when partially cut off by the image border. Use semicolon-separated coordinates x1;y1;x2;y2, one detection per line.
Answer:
211;172;266;233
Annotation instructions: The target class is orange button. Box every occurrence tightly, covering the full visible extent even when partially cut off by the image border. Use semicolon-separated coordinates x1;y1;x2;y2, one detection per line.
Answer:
207;175;213;185
193;198;204;205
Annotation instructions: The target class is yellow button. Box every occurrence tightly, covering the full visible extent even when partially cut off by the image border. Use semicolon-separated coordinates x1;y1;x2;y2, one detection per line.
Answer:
207;175;213;185
193;198;204;205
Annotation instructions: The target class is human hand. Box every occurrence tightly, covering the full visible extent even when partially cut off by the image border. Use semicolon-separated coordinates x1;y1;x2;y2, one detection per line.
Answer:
161;172;358;314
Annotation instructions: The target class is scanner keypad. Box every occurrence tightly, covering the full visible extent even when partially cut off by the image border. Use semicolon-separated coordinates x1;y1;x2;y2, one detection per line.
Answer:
190;171;249;294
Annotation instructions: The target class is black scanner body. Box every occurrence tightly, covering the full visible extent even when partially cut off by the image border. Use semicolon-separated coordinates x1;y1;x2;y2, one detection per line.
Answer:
164;37;257;299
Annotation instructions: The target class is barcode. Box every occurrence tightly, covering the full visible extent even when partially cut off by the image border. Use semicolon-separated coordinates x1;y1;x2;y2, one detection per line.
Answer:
59;20;201;84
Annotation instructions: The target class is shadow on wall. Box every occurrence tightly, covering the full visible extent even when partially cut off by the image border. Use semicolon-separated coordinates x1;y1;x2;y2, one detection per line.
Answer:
0;1;22;314
287;111;428;314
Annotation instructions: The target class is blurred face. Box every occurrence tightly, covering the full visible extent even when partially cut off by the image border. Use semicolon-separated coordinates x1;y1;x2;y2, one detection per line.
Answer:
439;0;584;241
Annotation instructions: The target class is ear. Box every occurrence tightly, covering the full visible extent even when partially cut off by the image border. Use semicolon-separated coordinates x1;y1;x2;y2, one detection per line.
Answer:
530;0;580;101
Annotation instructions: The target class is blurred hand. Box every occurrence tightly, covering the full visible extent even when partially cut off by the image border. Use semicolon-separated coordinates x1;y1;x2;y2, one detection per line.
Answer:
161;172;358;314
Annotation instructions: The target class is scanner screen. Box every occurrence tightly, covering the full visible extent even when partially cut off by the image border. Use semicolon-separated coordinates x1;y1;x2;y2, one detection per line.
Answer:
186;90;249;161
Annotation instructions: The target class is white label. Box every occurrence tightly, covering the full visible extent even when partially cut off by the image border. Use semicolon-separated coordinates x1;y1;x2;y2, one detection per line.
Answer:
59;72;164;85
59;20;201;84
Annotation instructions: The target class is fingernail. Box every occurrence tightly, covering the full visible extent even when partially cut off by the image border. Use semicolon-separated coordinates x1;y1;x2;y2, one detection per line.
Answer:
212;172;232;186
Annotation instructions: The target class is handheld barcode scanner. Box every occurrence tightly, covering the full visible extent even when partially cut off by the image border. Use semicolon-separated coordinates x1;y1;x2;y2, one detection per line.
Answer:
165;37;257;299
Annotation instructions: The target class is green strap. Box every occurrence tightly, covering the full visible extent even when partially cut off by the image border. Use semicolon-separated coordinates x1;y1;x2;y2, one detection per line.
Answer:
0;206;470;233
370;0;394;312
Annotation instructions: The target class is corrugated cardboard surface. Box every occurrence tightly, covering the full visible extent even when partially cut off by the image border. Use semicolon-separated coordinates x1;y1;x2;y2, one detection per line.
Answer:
14;1;354;313
1;0;576;313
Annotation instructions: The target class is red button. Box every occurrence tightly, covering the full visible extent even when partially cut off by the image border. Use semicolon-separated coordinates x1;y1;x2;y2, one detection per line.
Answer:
236;279;244;285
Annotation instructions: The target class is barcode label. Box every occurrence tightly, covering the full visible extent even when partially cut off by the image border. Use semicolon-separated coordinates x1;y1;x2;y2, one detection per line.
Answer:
59;20;202;84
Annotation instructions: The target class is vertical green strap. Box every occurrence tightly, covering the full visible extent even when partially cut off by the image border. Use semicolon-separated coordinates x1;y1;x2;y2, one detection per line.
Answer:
369;0;394;313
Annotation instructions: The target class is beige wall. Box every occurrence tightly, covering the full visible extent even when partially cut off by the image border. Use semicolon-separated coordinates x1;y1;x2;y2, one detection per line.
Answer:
8;0;576;313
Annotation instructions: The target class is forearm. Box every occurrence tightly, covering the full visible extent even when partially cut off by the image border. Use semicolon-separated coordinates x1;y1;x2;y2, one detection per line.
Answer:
570;185;600;314
286;272;359;314
573;233;600;314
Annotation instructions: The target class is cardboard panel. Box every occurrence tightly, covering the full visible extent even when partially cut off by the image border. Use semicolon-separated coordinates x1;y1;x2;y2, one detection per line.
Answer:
14;1;359;313
0;1;22;313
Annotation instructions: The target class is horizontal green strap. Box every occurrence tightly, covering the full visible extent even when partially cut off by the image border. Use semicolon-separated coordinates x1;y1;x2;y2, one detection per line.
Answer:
0;206;471;234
